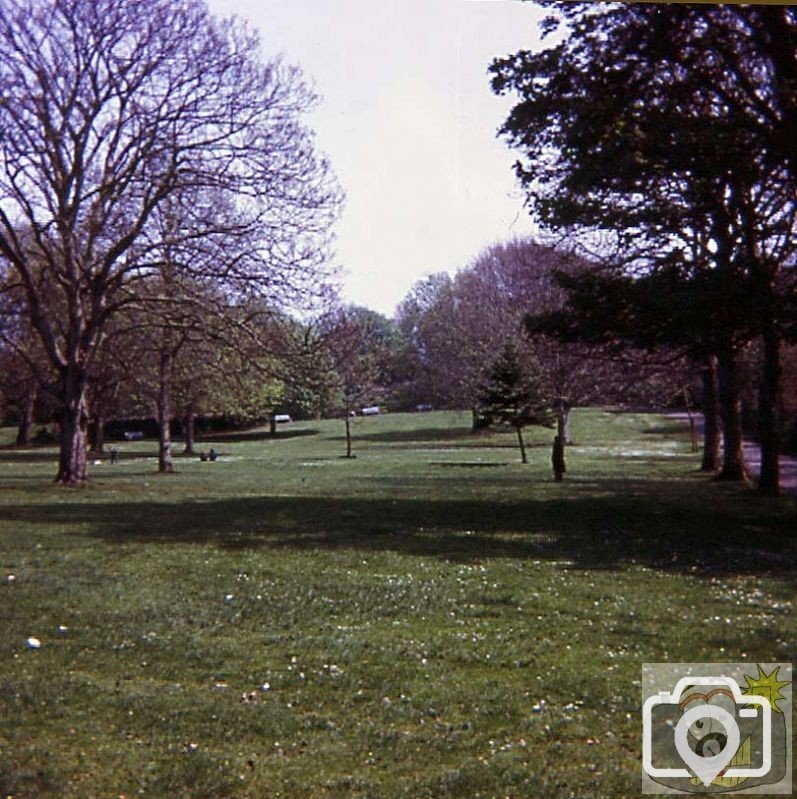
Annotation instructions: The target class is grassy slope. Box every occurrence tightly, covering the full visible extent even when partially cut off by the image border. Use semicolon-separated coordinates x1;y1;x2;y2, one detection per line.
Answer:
0;410;794;798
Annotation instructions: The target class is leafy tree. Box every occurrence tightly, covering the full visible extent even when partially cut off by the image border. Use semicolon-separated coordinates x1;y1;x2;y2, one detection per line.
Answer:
477;340;553;464
397;242;562;416
395;273;454;409
112;281;289;468
85;333;132;454
396;238;672;431
0;262;59;445
491;3;796;494
321;306;385;459
0;0;340;483
396;273;472;411
0;291;38;446
529;266;724;471
780;345;797;453
0;349;41;447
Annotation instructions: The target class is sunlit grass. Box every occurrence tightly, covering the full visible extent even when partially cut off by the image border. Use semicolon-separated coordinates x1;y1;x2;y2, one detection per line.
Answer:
0;410;794;798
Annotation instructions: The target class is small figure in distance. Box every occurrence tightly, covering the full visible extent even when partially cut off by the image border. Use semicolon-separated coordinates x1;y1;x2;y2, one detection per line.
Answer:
199;451;208;462
552;435;566;482
209;448;217;462
110;446;120;464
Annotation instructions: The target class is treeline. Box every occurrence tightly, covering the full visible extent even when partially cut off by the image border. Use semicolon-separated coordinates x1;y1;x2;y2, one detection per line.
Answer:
0;234;717;469
278;237;695;438
317;236;797;471
391;239;680;423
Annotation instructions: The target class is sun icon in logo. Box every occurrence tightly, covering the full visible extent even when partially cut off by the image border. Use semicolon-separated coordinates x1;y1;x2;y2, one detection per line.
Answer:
742;664;790;713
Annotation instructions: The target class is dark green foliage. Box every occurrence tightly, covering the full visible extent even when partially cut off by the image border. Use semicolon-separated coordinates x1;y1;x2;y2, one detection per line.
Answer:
492;2;797;493
478;342;553;430
529;264;755;359
491;4;796;243
477;342;554;463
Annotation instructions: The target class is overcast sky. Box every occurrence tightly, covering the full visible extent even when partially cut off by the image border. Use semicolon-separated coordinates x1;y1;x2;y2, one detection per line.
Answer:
207;0;546;316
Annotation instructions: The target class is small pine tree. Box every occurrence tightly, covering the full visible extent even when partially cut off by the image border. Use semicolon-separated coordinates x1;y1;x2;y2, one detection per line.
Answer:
477;341;554;463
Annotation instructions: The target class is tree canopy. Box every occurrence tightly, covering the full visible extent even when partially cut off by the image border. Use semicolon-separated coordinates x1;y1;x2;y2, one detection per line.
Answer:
0;0;341;482
491;2;797;494
477;339;553;464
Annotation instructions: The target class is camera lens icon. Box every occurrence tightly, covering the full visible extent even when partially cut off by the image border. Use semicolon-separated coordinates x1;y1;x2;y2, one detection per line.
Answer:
675;704;741;786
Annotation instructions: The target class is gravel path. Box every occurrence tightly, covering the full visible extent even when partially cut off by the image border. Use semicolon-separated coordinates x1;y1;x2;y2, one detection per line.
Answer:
668;412;797;497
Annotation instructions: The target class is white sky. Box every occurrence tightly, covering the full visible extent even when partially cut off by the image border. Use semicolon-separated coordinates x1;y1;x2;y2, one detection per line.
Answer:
207;0;546;316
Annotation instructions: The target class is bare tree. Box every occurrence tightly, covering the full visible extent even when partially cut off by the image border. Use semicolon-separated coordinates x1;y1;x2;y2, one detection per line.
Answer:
0;0;340;483
319;307;384;458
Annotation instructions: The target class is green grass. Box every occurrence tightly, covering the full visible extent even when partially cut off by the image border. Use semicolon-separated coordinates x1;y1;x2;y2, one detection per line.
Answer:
0;410;794;798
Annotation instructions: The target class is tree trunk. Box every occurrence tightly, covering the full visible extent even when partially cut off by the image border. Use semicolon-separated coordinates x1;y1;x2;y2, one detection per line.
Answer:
344;409;353;458
15;383;37;447
716;346;747;481
183;410;196;455
56;374;89;485
91;413;106;455
516;425;528;464
757;327;781;496
552;435;566;481
681;387;698;453
269;413;277;438
700;356;721;472
556;403;571;445
158;351;174;473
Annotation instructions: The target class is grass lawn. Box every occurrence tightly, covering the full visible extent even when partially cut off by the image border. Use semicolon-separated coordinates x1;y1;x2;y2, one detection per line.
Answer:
0;409;794;798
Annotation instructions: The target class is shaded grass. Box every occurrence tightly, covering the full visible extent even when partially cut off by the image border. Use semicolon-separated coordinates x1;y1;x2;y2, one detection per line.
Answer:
0;486;793;576
0;409;794;798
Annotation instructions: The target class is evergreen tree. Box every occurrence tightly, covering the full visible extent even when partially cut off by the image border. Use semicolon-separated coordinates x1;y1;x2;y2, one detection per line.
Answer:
477;341;554;464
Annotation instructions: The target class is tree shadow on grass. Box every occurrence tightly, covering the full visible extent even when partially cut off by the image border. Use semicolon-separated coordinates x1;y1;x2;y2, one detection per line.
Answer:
1;480;794;579
330;427;554;452
0;448;163;464
0;448;58;463
202;427;320;444
329;426;477;445
642;424;693;437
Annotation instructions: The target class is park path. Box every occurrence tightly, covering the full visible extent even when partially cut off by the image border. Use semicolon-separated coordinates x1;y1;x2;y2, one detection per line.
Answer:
668;412;797;497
